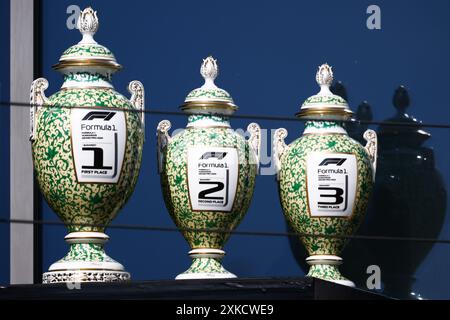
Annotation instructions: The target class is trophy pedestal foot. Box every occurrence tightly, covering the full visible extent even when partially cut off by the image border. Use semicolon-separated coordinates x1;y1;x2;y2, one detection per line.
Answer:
175;249;236;280
42;232;131;284
42;270;130;284
306;255;355;287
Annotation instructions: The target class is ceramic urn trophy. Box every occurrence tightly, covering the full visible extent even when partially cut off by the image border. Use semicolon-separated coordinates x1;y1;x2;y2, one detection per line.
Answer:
30;7;145;283
274;64;377;286
157;56;261;279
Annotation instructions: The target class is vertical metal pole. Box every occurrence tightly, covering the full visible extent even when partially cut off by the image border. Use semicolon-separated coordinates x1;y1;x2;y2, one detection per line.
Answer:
10;0;37;284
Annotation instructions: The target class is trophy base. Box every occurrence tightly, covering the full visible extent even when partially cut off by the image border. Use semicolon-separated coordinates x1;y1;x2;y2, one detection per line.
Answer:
42;232;131;284
176;270;237;280
42;270;130;284
175;249;237;280
306;255;355;288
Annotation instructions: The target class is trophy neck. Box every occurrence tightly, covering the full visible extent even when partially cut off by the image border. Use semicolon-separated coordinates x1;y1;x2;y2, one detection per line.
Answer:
65;232;109;245
186;114;231;128
303;120;348;135
61;69;114;89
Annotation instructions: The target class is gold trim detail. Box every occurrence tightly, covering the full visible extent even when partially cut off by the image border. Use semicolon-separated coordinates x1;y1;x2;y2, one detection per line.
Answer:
53;59;122;71
60;86;113;91
189;251;225;256
186;125;231;129
302;132;347;136
180;101;238;112
296;107;354;119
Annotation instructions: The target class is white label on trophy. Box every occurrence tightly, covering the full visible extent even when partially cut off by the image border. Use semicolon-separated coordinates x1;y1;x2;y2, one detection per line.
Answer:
187;146;239;212
71;108;126;183
306;152;357;217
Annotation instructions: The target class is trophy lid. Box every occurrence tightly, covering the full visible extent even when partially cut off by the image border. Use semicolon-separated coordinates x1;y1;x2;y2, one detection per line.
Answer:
53;7;122;72
296;64;353;119
180;56;237;115
378;85;431;148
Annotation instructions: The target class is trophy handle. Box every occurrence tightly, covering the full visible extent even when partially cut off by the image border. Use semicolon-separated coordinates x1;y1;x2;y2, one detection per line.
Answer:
128;80;145;133
363;129;378;181
247;122;261;171
157;120;172;174
29;78;49;141
273;128;288;180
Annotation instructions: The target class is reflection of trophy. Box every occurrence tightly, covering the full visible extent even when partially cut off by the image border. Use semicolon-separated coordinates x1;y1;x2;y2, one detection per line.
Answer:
361;86;446;299
157;57;261;279
30;7;145;283
274;64;377;286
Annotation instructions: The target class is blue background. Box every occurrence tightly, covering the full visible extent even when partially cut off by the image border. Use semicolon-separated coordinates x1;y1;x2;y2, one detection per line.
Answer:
3;0;450;299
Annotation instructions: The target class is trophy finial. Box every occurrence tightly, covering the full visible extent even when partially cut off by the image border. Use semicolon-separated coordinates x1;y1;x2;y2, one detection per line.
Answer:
182;55;236;113
297;63;352;119
316;63;334;87
77;6;99;44
200;56;218;88
393;85;410;113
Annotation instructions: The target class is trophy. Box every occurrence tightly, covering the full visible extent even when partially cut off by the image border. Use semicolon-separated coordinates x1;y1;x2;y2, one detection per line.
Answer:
273;64;377;286
30;7;145;283
157;56;261;279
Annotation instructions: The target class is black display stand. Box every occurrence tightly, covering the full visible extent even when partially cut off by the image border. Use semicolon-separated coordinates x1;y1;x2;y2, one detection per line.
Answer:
0;277;391;300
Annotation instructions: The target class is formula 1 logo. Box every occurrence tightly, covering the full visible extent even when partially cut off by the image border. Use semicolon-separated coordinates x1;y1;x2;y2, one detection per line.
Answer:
82;111;116;121
200;152;228;160
318;158;347;166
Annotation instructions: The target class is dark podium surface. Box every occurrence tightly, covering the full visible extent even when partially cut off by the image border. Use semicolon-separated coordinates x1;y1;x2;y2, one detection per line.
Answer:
0;277;391;300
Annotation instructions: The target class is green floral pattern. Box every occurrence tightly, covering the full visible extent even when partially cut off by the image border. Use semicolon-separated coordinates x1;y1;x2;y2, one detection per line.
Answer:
64;72;111;83
61;44;114;59
180;257;232;276
278;121;373;283
161;119;257;249
186;87;233;102
307;264;347;281
32;88;144;233
59;243;116;263
188;114;229;124
304;120;342;129
160;115;257;278
302;95;347;107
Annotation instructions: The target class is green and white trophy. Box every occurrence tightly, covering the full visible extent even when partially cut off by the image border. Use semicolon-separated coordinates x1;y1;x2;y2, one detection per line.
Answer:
157;56;261;279
274;64;377;286
30;7;145;283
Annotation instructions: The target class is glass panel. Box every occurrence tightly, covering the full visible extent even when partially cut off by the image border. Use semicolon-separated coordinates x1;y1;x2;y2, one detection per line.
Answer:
36;0;450;298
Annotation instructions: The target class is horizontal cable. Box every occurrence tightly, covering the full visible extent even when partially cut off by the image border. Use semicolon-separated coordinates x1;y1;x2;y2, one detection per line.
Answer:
2;100;450;129
1;99;448;244
0;217;449;244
